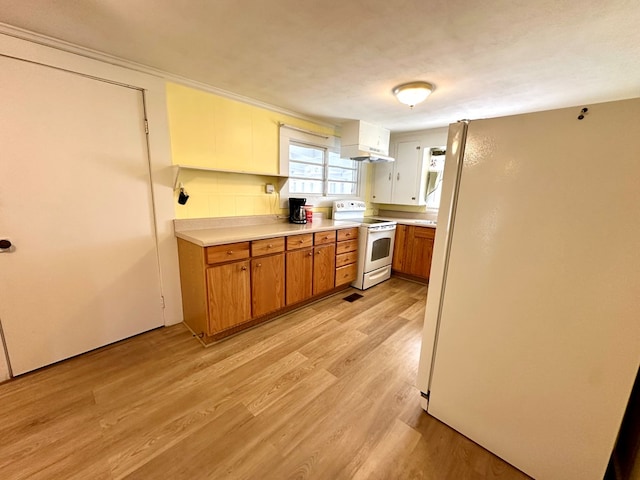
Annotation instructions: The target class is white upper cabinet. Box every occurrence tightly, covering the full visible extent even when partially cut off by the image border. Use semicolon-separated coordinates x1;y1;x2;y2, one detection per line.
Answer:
341;120;391;157
370;160;394;203
370;141;430;205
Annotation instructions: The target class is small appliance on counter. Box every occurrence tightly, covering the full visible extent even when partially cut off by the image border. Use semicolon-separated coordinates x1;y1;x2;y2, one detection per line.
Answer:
289;197;307;224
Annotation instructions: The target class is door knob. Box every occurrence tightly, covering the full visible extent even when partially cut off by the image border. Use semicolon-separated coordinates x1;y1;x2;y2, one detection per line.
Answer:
0;239;12;250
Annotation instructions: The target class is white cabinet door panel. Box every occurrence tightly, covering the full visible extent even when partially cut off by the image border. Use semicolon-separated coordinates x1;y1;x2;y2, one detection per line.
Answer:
393;141;423;205
370;161;393;203
0;56;164;375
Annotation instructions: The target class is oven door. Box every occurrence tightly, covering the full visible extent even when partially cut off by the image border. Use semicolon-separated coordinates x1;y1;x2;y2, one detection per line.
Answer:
363;226;396;273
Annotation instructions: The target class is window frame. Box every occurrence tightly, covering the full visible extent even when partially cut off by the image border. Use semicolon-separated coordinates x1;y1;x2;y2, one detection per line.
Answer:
279;125;362;208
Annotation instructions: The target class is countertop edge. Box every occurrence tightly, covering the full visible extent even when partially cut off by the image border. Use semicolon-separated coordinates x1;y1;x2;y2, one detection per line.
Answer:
175;220;362;247
374;217;437;228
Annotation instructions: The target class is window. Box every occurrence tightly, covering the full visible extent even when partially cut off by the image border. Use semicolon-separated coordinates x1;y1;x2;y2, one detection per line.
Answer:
279;125;361;206
287;142;359;196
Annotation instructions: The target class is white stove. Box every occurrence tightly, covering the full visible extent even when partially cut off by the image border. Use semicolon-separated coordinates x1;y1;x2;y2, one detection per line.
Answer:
333;200;397;290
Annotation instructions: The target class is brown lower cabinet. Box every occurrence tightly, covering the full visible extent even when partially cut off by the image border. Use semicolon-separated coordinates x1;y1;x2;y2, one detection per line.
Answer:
313;243;336;295
392;224;408;272
335;227;359;286
408;227;435;280
177;227;357;343
285;247;313;305
251;253;285;317
392;224;435;282
206;259;251;332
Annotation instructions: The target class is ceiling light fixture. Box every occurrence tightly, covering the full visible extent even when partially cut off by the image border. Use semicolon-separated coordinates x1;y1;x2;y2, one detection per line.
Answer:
392;81;435;108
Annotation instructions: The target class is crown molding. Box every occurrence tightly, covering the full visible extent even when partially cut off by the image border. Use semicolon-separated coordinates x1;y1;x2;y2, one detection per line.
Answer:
0;22;337;129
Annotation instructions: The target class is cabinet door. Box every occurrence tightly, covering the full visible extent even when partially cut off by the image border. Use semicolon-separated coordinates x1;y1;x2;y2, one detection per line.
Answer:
206;260;251;333
216;99;254;171
286;248;313;305
392;224;409;272
407;226;435;281
392;141;424;205
252;253;285;317
370;161;394;203
313;243;336;295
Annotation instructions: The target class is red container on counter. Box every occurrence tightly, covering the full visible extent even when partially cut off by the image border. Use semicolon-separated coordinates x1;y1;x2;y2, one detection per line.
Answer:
305;206;313;222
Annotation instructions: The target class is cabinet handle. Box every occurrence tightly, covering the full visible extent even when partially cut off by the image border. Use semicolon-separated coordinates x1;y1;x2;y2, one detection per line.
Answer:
388;172;391;181
316;251;321;255
308;252;313;256
268;244;273;248
299;239;304;244
397;173;400;181
227;250;233;255
345;233;350;236
241;266;247;271
257;263;262;267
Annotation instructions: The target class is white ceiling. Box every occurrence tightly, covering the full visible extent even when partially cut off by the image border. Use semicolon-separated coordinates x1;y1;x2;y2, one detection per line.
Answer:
1;0;639;132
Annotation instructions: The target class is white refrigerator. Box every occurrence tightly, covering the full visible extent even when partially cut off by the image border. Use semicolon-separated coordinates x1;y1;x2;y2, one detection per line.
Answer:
416;98;640;480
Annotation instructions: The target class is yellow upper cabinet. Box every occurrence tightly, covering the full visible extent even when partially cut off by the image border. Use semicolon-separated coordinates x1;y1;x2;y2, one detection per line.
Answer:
250;107;280;173
166;82;334;176
166;82;279;173
166;83;220;169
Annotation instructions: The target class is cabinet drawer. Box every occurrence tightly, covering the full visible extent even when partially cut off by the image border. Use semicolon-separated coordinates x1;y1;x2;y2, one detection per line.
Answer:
337;227;359;242
336;239;358;255
286;233;313;250
206;242;250;264
335;263;357;286
314;230;337;245
336;250;358;268
411;226;436;240
251;237;285;256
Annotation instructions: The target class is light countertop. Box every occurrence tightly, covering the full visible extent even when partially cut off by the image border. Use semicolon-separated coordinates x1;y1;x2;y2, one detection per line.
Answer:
175;219;361;247
374;217;437;228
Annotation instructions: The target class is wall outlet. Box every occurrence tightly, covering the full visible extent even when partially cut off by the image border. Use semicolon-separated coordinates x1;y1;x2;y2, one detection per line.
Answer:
265;183;275;194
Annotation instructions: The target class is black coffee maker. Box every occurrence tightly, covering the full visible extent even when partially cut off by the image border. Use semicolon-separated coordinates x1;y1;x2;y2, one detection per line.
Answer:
289;197;307;224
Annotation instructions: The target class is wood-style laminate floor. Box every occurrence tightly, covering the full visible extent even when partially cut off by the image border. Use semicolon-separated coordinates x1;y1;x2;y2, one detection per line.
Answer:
0;278;531;480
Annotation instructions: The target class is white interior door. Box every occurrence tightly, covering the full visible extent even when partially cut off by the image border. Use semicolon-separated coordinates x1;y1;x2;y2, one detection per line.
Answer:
0;56;164;376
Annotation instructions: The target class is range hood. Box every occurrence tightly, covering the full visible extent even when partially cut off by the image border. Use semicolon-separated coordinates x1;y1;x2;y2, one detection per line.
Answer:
340;120;395;162
340;145;395;163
